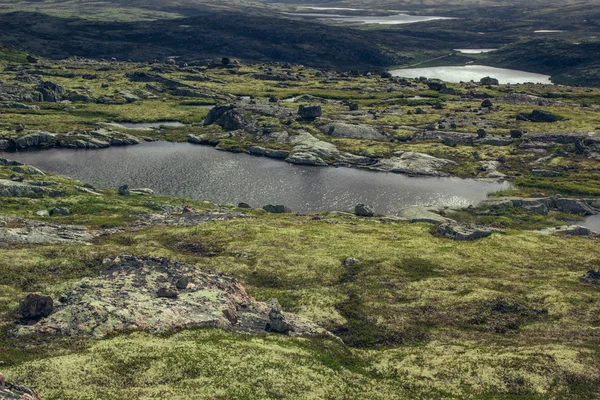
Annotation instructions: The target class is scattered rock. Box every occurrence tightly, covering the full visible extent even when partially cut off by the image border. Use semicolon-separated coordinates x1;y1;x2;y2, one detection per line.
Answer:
398;207;453;224
298;105;322;119
19;293;54;321
49;207;69;216
118;185;130;195
510;129;523;138
435;222;498;241
263;205;292;213
480;76;499;86
237;202;252;209
266;298;291;334
369;151;457;177
354;204;374;217
344;258;361;267
580;270;600;285
156;287;179;299
517;110;560;123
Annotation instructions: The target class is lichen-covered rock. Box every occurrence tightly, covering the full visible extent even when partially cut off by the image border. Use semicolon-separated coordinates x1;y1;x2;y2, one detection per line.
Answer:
0;179;62;197
13;131;56;150
435;222;499;241
14;255;328;338
398;207;453;224
0;381;41;400
369;151;457;176
0;217;97;244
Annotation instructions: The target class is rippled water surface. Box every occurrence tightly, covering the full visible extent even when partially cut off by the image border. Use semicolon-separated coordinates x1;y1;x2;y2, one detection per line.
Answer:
2;142;511;214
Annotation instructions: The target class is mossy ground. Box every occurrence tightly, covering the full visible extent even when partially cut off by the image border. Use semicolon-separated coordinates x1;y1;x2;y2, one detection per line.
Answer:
0;166;599;399
0;55;600;399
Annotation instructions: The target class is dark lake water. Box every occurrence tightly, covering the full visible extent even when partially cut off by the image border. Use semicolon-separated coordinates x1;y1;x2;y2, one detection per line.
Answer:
2;142;511;214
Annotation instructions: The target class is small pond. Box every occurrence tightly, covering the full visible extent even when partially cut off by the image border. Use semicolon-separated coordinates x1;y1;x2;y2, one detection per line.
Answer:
1;142;511;215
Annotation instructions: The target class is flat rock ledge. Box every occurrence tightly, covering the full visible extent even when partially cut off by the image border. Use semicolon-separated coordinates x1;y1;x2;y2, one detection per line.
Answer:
14;255;329;339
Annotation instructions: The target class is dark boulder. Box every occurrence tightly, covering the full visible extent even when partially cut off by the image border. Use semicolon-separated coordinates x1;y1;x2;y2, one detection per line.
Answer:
49;207;69;216
517;110;560;123
237;202;252;209
380;71;392;79
480;76;499;86
118;185;130;195
19;293;53;320
157;287;179;299
477;129;487;138
481;99;493;108
203;105;254;131
298;105;322;120
36;80;65;102
510;129;523;138
580;270;600;285
426;81;446;91
355;204;374;217
263;204;292;213
265;299;290;334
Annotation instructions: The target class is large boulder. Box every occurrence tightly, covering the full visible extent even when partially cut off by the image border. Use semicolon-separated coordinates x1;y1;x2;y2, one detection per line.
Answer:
480;76;499;86
19;293;54;320
35;80;65;102
298;105;322;120
398;207;453;224
286;131;372;167
13;131;56;150
354;204;374;217
370;151;457;177
203;105;257;132
435;222;497;241
516;110;560;123
0;179;61;197
15;256;328;338
248;146;290;159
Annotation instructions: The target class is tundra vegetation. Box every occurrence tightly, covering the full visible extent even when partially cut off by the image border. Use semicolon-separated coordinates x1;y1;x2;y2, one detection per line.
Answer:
0;8;599;400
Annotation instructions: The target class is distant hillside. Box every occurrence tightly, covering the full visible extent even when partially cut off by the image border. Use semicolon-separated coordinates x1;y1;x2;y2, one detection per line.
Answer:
488;39;600;87
0;11;449;68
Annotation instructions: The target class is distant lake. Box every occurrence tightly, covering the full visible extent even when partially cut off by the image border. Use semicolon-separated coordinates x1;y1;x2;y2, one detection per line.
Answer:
2;142;510;215
580;215;600;233
118;122;186;129
389;65;552;84
454;49;497;54
282;12;454;25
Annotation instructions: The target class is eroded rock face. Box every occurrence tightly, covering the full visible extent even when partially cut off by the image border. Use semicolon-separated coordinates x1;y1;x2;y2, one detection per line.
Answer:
14;255;328;339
